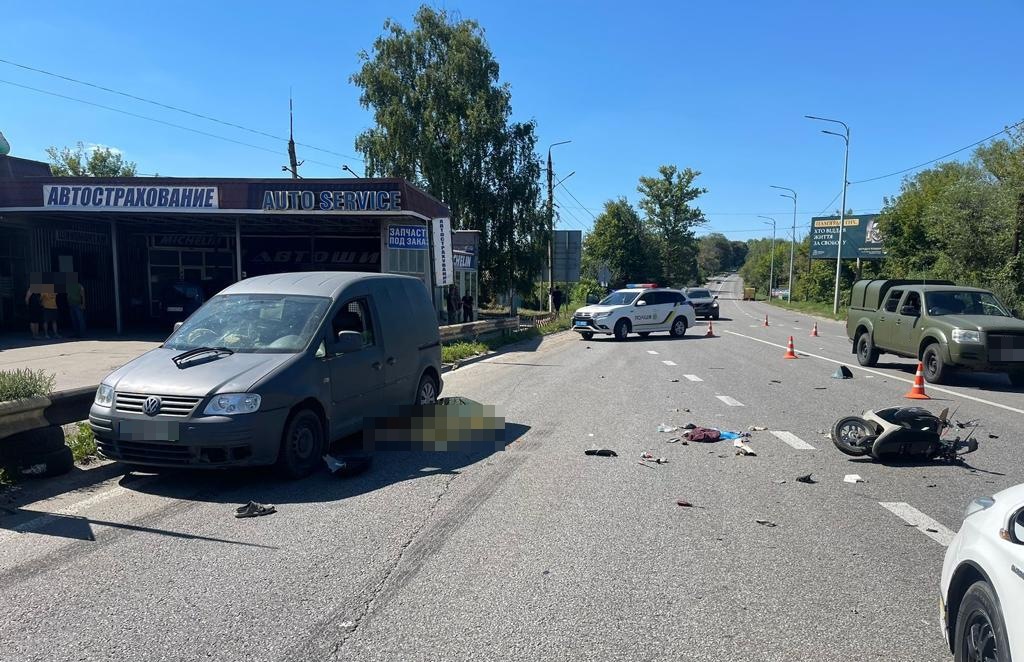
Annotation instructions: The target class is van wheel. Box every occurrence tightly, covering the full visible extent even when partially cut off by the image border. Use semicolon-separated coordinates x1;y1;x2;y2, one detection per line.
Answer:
416;373;438;405
670;317;687;338
922;344;947;384
613;319;630;341
580;332;594;340
856;333;879;367
276;409;324;479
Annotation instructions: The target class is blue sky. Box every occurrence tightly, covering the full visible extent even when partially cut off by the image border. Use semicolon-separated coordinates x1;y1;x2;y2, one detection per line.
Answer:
3;1;1023;241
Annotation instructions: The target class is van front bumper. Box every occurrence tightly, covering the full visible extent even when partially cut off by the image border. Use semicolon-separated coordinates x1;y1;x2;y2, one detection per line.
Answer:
89;404;289;468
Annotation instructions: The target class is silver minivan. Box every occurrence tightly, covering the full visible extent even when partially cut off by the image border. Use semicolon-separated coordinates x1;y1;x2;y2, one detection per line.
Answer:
89;272;443;478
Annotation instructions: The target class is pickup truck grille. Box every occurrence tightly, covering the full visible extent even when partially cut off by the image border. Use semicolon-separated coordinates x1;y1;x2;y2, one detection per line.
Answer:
988;334;1024;363
115;392;202;417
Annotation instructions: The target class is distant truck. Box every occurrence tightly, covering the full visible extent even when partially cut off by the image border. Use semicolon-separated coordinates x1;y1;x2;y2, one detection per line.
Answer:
846;279;1024;385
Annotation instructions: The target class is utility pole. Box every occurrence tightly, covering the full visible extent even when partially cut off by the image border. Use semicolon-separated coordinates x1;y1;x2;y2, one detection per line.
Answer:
806;116;850;315
286;93;302;179
546;140;571;312
771;186;797;302
758;216;776;301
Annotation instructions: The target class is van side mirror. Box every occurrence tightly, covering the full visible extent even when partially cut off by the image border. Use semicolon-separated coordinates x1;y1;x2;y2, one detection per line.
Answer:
333;330;363;354
173;322;183;333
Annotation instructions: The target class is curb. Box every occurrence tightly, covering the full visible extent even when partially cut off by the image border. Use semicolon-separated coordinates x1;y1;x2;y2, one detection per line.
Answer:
444;329;572;374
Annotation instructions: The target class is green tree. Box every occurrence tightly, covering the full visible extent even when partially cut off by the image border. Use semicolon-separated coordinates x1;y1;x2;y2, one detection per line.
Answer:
729;241;748;270
46;142;137;176
637;165;707;287
697;233;732;278
581;198;659;288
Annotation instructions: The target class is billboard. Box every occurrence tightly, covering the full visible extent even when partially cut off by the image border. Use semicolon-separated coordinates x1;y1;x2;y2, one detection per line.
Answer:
544;230;582;282
432;217;454;286
810;214;885;260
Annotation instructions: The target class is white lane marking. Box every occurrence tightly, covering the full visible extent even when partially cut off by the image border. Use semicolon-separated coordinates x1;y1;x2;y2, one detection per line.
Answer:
770;430;815;449
716;395;745;407
844;474;865;483
879;502;956;546
723;329;1024;416
662;360;677;366
683;374;703;382
647;350;659;355
7;477;156;534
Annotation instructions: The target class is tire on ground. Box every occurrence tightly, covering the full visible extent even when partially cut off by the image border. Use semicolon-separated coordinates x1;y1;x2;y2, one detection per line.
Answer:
1;445;74;479
0;426;68;463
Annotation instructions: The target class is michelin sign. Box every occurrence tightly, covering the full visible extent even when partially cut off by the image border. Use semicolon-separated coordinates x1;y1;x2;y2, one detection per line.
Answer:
44;185;218;209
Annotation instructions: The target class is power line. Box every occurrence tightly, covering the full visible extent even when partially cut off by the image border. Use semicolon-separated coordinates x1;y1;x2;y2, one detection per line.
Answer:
0;78;343;172
552;196;589;231
0;57;365;163
850;117;1024;185
556;183;598;220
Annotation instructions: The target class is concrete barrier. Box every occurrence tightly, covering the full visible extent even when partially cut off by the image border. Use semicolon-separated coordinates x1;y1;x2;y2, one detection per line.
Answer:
439;317;520;343
0;386;96;442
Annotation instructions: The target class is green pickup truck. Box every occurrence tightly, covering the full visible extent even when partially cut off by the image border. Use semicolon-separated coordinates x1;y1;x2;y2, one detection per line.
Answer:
846;279;1024;386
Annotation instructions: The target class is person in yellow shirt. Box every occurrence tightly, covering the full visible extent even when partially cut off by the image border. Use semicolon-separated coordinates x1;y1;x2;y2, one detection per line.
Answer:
25;274;61;340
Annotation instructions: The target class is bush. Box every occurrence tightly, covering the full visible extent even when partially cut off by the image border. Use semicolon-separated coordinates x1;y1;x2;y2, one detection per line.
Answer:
0;369;55;402
66;423;98;464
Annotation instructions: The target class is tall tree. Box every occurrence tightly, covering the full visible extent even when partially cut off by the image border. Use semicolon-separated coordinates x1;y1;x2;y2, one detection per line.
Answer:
351;5;541;302
581;198;659;288
697;233;732;278
46;142;137;176
637;165;707;287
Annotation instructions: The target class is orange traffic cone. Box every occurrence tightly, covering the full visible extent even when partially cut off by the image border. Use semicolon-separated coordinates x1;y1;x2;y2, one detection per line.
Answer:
763;314;770;327
705;319;716;337
810;323;819;337
784;336;798;359
904;362;931;399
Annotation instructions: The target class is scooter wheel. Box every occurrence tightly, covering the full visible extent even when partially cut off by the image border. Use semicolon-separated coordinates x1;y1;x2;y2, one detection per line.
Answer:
831;416;874;456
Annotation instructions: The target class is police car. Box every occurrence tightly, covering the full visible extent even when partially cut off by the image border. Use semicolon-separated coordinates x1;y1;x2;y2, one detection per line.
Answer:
571;285;697;341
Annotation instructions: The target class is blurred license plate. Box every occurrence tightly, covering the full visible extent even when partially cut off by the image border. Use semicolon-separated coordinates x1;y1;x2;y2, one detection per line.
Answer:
119;420;180;441
574;320;588;327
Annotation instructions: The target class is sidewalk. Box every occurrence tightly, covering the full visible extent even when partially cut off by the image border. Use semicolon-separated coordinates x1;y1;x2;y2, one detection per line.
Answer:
0;332;164;391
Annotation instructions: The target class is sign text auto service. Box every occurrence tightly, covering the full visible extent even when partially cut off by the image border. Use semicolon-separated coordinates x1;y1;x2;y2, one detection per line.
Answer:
262;189;402;212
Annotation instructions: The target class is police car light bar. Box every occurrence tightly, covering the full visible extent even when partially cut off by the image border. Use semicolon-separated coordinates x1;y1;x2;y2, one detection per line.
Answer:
626;283;658;289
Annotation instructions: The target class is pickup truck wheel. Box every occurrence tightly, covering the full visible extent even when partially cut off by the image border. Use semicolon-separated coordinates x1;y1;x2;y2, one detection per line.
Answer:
1008;371;1024;388
580;332;594;340
922;344;947;384
856;333;879;367
613;319;630;341
276;409;324;479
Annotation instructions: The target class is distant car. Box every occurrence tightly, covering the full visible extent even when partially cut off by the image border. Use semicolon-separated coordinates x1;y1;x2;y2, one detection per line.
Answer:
683;287;719;320
158;281;206;325
571;286;696;341
940;482;1024;661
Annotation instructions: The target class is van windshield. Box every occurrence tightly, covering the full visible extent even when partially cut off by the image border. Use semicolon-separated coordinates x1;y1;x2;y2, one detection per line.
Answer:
164;294;331;353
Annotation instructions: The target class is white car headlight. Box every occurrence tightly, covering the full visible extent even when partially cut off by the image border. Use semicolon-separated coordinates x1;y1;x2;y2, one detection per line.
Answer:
952;329;981;344
95;384;114;407
964;496;994;519
594;312;612;319
204;393;262;415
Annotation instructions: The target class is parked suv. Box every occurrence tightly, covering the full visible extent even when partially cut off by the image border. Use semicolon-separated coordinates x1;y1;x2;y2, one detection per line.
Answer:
572;286;696;341
89;272;442;478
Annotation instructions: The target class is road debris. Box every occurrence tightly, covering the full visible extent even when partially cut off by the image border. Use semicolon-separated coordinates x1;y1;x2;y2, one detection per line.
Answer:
666;437;684;444
988;434;999;439
323;454;373;477
676;500;694;507
756;519;777;527
657;424;679;433
770;379;782;384
844;474;865;483
733;440;757;456
796;474;816;484
832;365;854;380
669;378;680;383
773;479;787;484
684;427;721;442
925;527;939;533
749;425;768;431
235;501;276;518
585;449;618;457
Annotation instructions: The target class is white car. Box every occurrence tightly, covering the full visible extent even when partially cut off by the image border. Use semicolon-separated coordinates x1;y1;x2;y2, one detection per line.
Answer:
571;286;696;341
940;482;1024;661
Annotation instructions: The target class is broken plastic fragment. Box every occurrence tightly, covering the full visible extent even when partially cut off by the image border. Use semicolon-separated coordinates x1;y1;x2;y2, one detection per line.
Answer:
796;474;816;484
749;426;768;431
657;424;679;433
756;519;777;527
843;474;865;483
677;500;693;507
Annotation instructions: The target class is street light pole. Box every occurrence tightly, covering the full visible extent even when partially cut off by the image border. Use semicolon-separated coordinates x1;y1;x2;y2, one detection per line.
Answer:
770;186;797;302
758;216;776;302
547;140;571;312
806;116;850;315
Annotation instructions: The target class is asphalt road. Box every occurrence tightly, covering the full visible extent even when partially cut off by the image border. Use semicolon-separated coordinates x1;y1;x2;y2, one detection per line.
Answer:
2;274;1021;661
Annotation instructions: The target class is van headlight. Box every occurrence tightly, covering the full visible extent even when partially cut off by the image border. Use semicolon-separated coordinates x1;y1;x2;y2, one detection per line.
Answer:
204;393;262;415
952;329;981;344
95;384;114;407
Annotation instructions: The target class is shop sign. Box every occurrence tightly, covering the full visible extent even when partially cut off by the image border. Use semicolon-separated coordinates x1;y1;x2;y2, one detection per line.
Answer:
260;188;402;212
152;235;230;249
55;229;108;245
387;225;428;250
431;217;454;286
453;250;475;270
44;185;218;209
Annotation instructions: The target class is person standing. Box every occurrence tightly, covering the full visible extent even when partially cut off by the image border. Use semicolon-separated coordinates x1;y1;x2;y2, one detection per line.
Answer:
66;274;86;338
24;276;42;339
37;277;60;339
461;291;474;323
552;286;564;315
446;284;459;325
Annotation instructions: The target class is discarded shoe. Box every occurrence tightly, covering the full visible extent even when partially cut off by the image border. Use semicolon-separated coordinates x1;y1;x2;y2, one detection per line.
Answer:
796;473;816;484
235;501;276;518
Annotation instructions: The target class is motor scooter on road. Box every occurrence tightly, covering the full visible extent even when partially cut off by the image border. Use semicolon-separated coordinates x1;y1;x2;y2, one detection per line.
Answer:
831;406;979;462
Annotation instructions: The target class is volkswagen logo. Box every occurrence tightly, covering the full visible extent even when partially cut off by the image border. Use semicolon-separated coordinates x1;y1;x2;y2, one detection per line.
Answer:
142;396;161;417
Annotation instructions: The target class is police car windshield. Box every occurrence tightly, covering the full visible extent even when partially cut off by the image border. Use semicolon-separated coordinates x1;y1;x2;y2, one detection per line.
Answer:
165;294;331;353
599;291;640;306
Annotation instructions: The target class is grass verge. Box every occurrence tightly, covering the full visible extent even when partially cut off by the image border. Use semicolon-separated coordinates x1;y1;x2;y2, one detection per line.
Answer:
442;313;573;364
65;423;98;464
